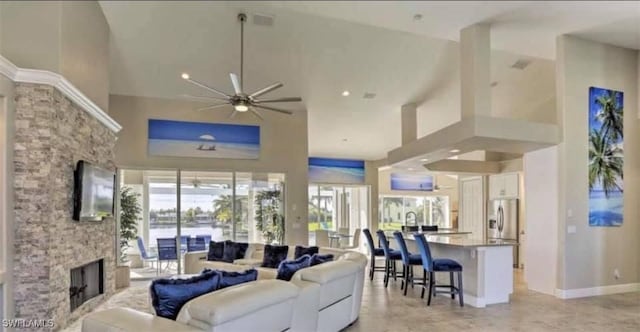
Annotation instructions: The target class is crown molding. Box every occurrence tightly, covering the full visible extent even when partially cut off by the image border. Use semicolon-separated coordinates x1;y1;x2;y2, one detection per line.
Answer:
0;54;121;133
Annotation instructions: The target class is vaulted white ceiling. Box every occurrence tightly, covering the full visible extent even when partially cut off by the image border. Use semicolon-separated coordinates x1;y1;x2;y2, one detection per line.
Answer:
99;1;637;160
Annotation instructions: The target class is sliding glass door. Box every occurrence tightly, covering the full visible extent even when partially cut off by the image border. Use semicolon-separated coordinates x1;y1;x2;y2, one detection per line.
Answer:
308;184;369;249
119;169;285;279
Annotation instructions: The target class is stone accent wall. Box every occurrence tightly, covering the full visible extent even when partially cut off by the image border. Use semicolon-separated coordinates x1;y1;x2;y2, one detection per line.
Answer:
13;83;117;331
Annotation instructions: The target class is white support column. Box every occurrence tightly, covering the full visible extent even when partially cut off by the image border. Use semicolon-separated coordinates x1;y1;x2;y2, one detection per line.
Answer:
401;103;417;145
460;24;491;119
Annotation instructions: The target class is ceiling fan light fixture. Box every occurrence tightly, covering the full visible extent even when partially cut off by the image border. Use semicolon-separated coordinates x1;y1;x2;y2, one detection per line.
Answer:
234;104;249;112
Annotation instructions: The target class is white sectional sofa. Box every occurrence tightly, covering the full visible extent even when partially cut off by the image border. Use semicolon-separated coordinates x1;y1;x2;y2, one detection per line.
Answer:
82;246;367;332
183;244;351;279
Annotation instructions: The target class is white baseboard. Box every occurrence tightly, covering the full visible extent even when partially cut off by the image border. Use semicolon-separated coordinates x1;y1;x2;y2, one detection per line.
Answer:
555;283;640;299
462;292;486;308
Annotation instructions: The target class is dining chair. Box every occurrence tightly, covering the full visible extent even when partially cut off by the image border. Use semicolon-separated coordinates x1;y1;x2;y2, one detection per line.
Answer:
401;225;420;232
393;232;426;296
136;237;158;271
157;237;179;275
314;229;330;247
341;228;361;250
363;229;385;281
187;237;206;252
376;230;403;288
338;227;350;235
413;233;464;306
421;225;439;232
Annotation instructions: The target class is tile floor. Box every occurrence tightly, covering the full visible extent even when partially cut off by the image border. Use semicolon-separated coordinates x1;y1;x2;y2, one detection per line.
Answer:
63;269;640;332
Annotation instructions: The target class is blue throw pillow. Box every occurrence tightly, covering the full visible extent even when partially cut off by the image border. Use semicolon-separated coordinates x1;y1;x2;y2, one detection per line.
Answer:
150;270;221;320
203;268;258;289
294;245;319;259
276;255;311;281
261;244;289;268
207;241;225;261
310;253;334;266
222;241;249;263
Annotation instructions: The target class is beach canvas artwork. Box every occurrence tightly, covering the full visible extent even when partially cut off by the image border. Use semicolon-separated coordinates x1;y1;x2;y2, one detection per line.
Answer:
588;87;624;227
148;119;260;159
390;173;434;191
308;157;365;184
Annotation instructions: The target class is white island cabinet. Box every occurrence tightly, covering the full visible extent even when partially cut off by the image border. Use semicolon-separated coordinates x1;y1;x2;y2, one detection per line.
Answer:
396;235;517;308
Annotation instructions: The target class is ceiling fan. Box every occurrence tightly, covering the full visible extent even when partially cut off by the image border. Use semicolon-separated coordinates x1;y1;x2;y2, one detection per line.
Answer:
181;13;302;119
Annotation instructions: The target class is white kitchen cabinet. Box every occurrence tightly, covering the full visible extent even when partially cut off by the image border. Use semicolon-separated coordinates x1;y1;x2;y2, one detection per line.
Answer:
489;173;519;199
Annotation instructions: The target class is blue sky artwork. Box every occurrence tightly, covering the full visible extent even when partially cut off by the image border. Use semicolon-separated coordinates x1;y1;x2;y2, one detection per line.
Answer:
390;173;434;191
588;87;623;227
308;157;365;184
148;119;260;159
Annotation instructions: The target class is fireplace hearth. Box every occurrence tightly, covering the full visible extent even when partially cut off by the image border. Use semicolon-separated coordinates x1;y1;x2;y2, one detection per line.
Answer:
69;259;104;312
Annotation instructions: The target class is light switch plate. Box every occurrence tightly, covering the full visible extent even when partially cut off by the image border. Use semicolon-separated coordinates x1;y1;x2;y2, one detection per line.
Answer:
567;225;577;234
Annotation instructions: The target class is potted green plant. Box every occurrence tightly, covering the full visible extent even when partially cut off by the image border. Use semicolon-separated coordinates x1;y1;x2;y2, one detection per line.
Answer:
254;189;285;244
117;186;141;288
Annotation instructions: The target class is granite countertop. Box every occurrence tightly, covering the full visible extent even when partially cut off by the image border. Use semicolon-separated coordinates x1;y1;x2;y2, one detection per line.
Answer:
406;234;519;248
384;229;472;236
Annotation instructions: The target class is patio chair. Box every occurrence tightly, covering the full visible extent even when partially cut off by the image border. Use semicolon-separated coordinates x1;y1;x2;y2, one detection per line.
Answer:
187;237;206;252
157;237;179;274
177;235;189;254
196;234;212;246
136;237;158;271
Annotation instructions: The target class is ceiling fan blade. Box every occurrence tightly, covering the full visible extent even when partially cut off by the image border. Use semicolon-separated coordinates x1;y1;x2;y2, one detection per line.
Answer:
229;110;238;119
180;94;229;102
254;104;292;115
254;97;302;103
249;82;283;98
184;77;232;98
249;106;264;120
196;103;230;112
229;73;243;94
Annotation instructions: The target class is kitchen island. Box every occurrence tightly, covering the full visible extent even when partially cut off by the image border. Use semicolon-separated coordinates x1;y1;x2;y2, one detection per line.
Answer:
394;234;517;308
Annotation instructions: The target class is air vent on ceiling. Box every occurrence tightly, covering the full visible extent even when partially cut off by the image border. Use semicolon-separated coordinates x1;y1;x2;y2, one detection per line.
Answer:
363;92;377;99
253;13;274;26
511;59;532;70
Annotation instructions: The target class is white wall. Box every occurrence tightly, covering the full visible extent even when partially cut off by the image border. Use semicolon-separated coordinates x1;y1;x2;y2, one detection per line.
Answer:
0;72;15;325
555;36;639;292
523;146;558;295
109;94;310;245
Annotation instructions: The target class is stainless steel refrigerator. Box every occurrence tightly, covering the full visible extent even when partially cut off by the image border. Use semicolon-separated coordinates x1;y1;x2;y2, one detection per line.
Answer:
487;199;519;268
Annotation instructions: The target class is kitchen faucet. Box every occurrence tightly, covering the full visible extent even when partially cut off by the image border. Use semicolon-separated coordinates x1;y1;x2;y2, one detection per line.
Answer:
405;211;417;225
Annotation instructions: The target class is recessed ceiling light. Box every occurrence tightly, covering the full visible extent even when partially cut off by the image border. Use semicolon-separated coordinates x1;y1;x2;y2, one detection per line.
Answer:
491;81;498;87
420;158;429;162
342;138;348;142
363;92;376;99
181;73;190;80
342;90;350;97
413;14;423;21
450;149;460;153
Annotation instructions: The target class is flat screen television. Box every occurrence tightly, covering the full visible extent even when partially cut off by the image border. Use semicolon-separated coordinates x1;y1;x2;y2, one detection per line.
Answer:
73;160;116;221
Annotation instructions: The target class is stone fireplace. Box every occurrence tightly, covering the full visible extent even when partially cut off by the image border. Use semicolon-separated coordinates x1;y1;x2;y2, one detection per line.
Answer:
13;83;117;331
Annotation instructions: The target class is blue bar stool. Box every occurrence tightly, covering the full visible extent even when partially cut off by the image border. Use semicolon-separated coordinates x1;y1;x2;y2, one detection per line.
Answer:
376;230;404;288
363;229;386;281
414;233;464;307
393;231;427;296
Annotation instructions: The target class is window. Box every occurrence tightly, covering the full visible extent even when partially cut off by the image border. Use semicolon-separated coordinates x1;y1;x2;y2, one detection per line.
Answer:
379;195;450;230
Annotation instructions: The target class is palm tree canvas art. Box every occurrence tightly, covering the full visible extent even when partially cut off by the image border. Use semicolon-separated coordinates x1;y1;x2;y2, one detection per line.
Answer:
588;87;624;227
